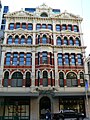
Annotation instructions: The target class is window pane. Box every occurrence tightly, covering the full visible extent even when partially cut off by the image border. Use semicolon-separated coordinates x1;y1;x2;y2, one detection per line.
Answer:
57;37;62;45
42;52;47;64
56;25;60;31
9;23;14;30
42;35;47;44
7;36;12;44
28;23;33;30
58;54;63;65
16;23;20;29
36;24;41;30
27;36;32;44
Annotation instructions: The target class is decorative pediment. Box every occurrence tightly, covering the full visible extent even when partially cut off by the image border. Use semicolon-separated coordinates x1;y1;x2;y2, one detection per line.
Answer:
55;10;82;20
37;3;52;10
5;10;34;18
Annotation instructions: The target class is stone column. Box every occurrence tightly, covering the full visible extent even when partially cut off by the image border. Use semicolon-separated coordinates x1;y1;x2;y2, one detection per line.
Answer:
54;51;59;87
32;20;36;45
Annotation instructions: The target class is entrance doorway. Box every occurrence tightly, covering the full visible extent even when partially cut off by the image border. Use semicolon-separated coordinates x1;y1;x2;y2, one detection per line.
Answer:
39;97;51;119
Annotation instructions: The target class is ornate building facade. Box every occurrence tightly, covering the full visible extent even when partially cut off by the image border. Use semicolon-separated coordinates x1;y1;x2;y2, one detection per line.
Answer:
0;3;89;120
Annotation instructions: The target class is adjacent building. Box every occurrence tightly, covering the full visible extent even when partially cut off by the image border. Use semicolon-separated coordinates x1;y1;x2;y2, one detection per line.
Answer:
0;3;89;120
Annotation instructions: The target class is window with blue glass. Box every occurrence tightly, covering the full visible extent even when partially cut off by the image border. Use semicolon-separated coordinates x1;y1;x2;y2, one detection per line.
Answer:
36;24;41;30
5;53;11;65
56;24;61;31
57;37;62;45
65;54;69;65
42;24;46;29
71;54;76;65
64;37;68;45
58;53;63;65
38;71;40;86
74;25;79;32
3;6;9;13
27;36;32;44
2;19;6;24
69;37;74;45
16;23;20;29
68;24;72;31
62;24;66;30
76;38;80;46
1;25;5;30
9;23;14;30
59;72;64;87
22;23;26;29
12;53;18;65
37;35;40;44
77;54;82;65
7;36;12;44
28;23;33;30
19;53;24;65
26;53;32;65
20;36;25;44
15;36;19;44
42;52;48;64
42;35;47;44
48;24;52;30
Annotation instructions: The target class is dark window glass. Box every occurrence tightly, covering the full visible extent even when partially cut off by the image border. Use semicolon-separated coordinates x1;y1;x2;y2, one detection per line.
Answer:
4;71;9;87
6;53;11;65
43;71;48;86
40;12;48;17
59;72;64;87
76;38;80;46
28;23;33;30
26;53;32;65
58;53;63;65
7;36;12;44
9;23;14;30
68;25;72;31
64;37;68;45
42;52;48;64
26;72;31;87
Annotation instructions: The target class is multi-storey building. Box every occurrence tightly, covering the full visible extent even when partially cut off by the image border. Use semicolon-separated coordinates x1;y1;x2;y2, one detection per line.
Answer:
0;3;88;120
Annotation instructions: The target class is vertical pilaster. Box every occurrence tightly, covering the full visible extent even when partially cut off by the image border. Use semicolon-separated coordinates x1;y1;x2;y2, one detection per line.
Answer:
33;20;36;45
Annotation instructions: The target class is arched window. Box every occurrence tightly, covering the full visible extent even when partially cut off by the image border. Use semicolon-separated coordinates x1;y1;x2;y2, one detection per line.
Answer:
73;25;79;32
15;35;19;44
59;72;64;87
65;54;69;65
16;23;20;29
58;53;63;65
28;23;33;30
40;12;48;17
9;23;14;30
64;37;68;45
77;54;82;65
69;37;74;45
42;24;46;29
76;38;80;46
26;72;31;87
57;37;62;45
26;53;32;66
19;53;24;66
66;72;78;87
43;71;48;86
7;36;12;44
62;24;66;30
4;71;9;87
21;36;25;44
27;36;32;44
11;72;23;87
42;35;47;44
80;72;84;87
71;54;76;65
12;53;18;65
42;52;48;64
5;53;11;65
56;24;61;31
22;23;26;29
68;24;72;31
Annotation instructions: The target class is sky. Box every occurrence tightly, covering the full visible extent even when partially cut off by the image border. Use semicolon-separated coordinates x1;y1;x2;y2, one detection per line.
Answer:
2;0;90;56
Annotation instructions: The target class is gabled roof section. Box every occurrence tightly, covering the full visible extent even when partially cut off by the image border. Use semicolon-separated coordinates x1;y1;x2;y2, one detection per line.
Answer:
54;10;83;21
37;3;52;10
5;9;34;18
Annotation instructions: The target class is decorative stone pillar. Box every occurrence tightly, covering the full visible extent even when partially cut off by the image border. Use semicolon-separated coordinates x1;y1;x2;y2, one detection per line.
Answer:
33;20;36;45
64;76;67;87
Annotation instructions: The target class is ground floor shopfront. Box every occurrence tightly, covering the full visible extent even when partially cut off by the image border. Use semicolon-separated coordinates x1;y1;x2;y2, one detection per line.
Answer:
0;95;88;120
